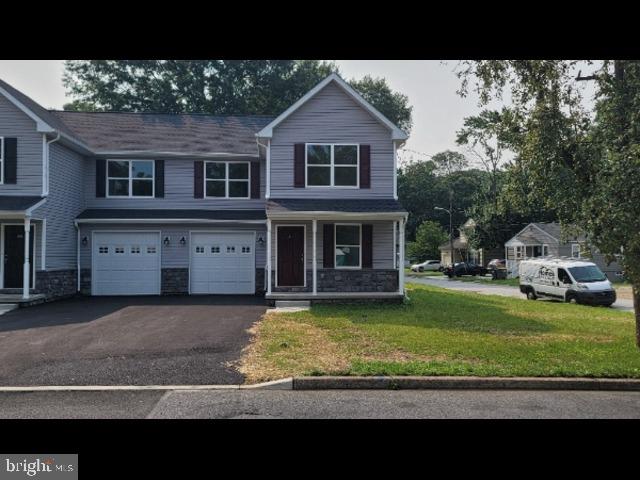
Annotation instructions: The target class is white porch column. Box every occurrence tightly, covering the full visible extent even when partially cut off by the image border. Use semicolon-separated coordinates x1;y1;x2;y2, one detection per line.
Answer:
312;219;317;295
266;219;272;294
393;221;397;269
23;217;31;299
399;218;405;295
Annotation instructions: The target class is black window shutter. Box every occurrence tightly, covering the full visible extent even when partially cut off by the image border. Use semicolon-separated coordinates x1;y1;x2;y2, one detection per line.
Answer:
294;143;305;187
362;224;373;268
194;161;204;198
359;145;371;188
3;138;17;184
155;160;165;198
251;161;260;199
323;223;334;268
95;159;106;197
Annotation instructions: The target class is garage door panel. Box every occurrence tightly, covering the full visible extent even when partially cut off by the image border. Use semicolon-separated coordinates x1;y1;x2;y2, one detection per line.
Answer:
93;232;161;296
190;232;255;294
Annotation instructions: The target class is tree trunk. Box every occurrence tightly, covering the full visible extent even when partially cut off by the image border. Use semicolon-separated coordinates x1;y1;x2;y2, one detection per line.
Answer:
634;284;640;348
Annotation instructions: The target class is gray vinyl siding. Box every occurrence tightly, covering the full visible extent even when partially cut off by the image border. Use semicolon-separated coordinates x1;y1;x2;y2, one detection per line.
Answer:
0;94;42;194
32;142;86;270
84;157;265;209
79;223;267;270
269;82;395;198
270;220;395;270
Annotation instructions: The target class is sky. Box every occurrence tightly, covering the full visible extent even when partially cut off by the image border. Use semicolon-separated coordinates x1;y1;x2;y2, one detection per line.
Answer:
0;60;504;163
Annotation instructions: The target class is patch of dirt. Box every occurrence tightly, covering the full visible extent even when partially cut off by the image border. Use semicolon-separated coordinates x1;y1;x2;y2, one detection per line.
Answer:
238;311;350;384
615;286;633;301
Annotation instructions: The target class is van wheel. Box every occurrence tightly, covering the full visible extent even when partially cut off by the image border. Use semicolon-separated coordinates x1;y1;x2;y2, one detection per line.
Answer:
566;293;578;304
526;289;537;300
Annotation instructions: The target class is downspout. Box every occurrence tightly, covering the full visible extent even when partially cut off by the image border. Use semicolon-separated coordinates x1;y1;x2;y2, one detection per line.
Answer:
75;220;80;292
256;137;270;199
43;132;61;197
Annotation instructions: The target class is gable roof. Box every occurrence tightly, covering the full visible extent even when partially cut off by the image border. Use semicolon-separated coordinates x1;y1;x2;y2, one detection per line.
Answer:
255;73;409;141
51;111;274;157
0;78;89;149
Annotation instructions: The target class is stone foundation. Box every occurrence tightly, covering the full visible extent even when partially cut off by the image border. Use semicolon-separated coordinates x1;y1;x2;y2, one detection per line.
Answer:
80;268;92;295
35;269;78;300
161;268;189;295
317;269;398;293
255;268;265;293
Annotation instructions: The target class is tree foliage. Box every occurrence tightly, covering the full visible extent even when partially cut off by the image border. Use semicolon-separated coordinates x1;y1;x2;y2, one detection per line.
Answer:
456;60;640;346
62;60;413;134
407;221;448;262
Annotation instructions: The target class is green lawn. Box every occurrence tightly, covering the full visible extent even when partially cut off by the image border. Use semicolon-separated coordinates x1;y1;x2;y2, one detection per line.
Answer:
404;269;444;277
240;283;639;383
451;276;521;287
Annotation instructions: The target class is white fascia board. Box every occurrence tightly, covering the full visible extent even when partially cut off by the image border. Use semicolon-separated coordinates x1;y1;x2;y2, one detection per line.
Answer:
267;211;408;221
0;85;54;132
256;73;409;141
25;198;47;216
75;218;267;224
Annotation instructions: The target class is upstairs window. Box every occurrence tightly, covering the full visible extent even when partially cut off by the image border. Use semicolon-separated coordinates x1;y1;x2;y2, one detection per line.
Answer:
205;161;250;199
306;144;358;187
107;160;154;197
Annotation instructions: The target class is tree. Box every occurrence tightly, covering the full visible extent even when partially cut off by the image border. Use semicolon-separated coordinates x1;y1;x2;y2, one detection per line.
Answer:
456;60;640;347
407;221;448;262
62;60;413;134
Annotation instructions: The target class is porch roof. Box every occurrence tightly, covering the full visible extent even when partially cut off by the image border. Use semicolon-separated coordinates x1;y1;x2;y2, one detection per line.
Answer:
266;198;407;220
75;208;266;223
0;195;46;216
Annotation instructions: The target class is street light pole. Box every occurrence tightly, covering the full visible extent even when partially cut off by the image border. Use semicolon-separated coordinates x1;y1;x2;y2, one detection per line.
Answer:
435;204;454;267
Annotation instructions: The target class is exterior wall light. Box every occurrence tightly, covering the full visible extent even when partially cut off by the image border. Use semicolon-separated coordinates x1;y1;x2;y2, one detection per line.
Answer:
180;236;186;245
163;236;171;246
81;236;88;246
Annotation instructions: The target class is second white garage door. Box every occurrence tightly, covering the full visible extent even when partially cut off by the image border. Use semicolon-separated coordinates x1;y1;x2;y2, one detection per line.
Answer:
92;232;161;296
190;232;256;294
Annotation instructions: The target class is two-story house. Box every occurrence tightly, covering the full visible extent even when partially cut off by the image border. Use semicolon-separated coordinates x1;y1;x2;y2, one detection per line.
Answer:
0;73;408;304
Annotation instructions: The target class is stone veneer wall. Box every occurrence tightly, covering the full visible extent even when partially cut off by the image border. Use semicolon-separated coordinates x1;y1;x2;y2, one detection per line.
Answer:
317;269;398;293
255;268;265;294
161;268;189;295
35;269;78;299
80;268;91;295
270;269;399;293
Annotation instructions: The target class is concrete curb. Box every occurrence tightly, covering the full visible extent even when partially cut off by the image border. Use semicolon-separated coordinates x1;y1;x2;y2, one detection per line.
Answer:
292;376;640;391
0;378;294;392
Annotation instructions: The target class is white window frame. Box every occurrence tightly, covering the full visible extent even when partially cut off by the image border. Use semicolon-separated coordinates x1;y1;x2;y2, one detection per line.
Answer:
542;244;549;257
106;159;155;198
515;246;524;260
571;243;581;259
0;136;4;185
335;223;362;270
305;143;359;188
204;161;251;199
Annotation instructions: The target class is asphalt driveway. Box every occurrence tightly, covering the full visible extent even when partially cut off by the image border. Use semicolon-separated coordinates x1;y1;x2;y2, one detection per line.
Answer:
0;295;267;386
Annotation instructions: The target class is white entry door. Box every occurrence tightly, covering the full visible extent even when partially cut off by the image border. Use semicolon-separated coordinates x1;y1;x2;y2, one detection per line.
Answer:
190;232;255;294
92;232;161;296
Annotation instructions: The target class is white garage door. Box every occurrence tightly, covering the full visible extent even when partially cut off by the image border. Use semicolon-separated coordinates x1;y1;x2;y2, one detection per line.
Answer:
92;232;161;296
190;232;255;294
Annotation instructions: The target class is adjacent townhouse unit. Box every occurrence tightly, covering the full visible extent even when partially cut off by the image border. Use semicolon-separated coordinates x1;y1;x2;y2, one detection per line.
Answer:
0;73;408;303
504;222;623;281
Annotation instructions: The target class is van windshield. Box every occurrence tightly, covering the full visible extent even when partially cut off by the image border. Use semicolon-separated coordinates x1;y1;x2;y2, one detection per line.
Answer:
568;265;607;283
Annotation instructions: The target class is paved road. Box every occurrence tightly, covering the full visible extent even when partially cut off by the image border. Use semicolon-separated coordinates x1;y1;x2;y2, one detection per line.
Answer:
0;389;638;419
0;296;266;386
408;275;634;312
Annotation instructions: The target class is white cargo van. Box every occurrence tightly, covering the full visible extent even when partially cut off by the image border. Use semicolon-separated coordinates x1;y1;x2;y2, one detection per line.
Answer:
519;258;616;306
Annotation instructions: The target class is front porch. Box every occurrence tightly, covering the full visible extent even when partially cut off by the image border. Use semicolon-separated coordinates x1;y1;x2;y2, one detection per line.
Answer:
265;199;407;302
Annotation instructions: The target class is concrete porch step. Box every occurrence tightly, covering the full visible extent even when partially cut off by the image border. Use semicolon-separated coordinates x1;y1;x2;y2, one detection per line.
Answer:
0;304;18;316
0;294;46;307
275;300;311;308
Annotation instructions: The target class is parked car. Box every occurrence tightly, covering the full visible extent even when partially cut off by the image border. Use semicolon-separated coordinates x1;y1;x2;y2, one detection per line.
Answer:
487;258;506;271
519;258;616;306
410;260;442;272
444;262;488;278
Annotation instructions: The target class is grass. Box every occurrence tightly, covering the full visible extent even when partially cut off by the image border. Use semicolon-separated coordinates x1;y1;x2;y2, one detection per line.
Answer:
406;269;521;287
404;268;443;277
240;283;640;383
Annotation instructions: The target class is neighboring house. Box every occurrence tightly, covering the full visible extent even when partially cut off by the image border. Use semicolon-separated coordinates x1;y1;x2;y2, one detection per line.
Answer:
438;219;501;267
504;222;623;281
0;73;408;303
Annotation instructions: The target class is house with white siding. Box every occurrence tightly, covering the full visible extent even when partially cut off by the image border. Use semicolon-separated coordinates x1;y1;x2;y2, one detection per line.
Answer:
504;222;623;281
0;73;408;304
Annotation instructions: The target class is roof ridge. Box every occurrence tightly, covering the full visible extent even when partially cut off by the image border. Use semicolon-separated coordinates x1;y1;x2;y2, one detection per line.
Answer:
50;109;276;118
